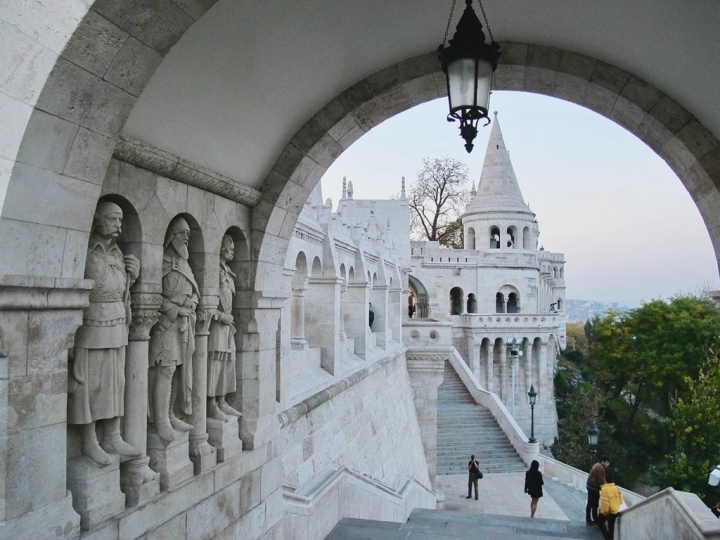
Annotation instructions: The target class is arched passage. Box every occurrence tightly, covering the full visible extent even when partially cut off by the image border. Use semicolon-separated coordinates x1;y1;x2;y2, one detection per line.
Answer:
408;274;429;319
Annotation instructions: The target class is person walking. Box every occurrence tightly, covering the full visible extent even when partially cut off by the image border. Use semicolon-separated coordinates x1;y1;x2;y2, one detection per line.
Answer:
586;456;611;525
598;471;624;540
524;460;544;518
467;455;480;500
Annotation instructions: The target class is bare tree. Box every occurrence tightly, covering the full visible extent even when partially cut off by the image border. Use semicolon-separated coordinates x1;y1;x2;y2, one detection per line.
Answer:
408;157;470;247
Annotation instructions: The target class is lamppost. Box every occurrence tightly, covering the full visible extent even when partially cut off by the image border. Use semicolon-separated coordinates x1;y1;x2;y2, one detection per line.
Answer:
527;385;537;444
506;338;522;417
437;0;501;153
587;420;600;464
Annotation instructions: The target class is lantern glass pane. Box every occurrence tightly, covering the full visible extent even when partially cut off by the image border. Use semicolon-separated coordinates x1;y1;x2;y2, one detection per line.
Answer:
448;58;493;112
448;58;477;110
474;59;493;109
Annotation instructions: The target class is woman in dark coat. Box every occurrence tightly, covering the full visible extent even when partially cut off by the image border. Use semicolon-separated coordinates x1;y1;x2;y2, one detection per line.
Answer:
524;460;544;518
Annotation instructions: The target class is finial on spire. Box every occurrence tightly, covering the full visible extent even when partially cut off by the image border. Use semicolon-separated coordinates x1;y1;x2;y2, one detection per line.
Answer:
494;111;498;116
342;176;347;199
347;180;354;200
401;176;406;199
471;180;476;195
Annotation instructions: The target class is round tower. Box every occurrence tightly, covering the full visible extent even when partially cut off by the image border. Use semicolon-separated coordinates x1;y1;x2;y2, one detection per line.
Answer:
463;113;537;251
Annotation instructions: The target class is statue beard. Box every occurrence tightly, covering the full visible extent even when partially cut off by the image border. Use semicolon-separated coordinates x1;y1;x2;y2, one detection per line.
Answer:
171;236;189;260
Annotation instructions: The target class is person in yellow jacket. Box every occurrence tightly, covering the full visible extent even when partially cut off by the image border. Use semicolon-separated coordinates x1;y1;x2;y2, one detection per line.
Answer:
598;471;624;540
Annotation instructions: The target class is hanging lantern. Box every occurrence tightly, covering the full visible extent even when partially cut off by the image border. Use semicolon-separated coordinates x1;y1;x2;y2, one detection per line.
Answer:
437;0;501;153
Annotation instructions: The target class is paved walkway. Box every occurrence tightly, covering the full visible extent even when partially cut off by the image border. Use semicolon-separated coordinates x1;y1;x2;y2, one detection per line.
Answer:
438;472;585;521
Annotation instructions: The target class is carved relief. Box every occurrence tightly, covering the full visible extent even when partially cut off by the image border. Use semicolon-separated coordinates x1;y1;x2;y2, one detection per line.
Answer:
68;202;142;466
207;235;242;421
148;217;200;442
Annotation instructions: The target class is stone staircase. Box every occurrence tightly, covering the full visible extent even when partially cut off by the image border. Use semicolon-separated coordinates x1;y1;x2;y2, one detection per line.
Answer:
437;360;526;475
326;509;604;539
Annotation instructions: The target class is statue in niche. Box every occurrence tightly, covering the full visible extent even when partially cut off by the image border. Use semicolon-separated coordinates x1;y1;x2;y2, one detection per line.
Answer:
68;202;142;466
207;235;242;421
149;217;199;442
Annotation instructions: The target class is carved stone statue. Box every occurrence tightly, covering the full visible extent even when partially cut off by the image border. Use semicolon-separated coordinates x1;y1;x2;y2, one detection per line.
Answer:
207;235;241;421
68;202;142;466
149;217;200;442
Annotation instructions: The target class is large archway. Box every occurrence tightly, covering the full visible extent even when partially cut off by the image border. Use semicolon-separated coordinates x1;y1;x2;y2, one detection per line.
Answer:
255;44;720;295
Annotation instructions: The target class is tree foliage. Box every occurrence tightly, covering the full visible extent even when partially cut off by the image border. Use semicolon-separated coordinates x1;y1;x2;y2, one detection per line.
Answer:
408;157;469;247
554;295;720;497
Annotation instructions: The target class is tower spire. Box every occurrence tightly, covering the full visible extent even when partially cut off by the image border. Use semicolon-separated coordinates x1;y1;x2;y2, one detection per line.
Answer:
464;112;533;216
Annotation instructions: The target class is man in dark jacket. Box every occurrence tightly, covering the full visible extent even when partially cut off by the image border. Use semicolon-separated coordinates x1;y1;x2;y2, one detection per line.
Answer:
586;456;611;525
467;455;480;500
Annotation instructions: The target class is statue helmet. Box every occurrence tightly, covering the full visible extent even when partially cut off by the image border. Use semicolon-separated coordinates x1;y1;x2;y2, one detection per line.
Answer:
164;216;191;248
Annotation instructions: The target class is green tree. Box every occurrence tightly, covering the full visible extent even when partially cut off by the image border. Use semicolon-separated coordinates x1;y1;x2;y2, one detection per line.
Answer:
653;356;720;502
408;157;469;246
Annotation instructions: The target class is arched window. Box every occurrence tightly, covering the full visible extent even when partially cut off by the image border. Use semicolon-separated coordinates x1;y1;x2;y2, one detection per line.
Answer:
523;227;531;249
507;293;519;313
467;227;476;250
467;293;477;313
560;267;564;279
450;287;464;315
553;267;558;278
507;226;517;248
489;226;500;249
495;292;505;313
557;298;563;311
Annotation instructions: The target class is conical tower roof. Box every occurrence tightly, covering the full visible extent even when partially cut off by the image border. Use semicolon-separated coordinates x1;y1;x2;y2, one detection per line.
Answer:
464;113;534;216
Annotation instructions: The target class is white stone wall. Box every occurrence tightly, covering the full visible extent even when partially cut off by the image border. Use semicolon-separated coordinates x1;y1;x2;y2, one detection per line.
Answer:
281;352;430;494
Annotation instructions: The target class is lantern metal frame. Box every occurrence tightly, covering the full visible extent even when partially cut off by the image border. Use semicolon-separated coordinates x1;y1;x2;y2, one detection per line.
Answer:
587;420;600;463
437;0;501;153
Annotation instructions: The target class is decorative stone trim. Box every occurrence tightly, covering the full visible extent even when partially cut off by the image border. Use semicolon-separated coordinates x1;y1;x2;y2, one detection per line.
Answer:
113;137;262;208
278;347;404;427
0;275;94;310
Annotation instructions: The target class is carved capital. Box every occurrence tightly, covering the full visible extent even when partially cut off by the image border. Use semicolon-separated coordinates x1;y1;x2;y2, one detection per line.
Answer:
129;293;162;341
195;306;217;336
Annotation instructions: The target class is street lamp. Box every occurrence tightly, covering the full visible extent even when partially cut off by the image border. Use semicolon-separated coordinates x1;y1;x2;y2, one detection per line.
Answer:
527;385;537;444
587;420;600;464
506;338;522;417
437;0;501;153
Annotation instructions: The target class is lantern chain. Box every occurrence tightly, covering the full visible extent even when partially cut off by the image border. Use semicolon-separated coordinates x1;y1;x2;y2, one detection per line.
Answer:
442;0;457;48
477;0;495;43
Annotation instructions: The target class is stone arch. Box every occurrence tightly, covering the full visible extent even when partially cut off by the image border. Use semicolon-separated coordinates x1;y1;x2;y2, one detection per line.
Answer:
311;256;322;277
489;226;501;249
466;293;477;313
292;252;308;289
449;286;464;316
408;274;429;318
255;44;720;294
466;227;476;250
167;213;205;290
522;227;531;249
340;263;346;282
97;194;142;266
506;225;518;248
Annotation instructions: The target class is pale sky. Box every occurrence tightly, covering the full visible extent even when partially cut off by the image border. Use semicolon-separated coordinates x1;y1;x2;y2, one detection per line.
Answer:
320;92;719;307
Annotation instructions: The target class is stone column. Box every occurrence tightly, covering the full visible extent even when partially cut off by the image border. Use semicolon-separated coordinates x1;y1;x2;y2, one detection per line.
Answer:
339;283;347;340
370;284;389;349
0;277;94;538
291;285;309;350
406;352;447;492
305;277;341;375
120;293;161;507
486;344;494;393
188;302;217;474
232;295;284;450
499;341;508;401
538;341;547;403
345;281;370;359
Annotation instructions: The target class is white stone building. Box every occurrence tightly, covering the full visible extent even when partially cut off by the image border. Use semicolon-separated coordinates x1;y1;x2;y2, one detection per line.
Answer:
406;116;566;446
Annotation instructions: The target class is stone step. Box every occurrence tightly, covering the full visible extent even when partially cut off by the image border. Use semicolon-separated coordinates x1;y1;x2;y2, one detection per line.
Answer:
436;361;525;472
325;509;604;539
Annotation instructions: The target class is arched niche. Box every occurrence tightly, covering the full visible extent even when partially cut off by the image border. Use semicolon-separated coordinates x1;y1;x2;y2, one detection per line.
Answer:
466;227;476;250
467;293;478;314
166;213;205;291
408;274;429;318
97;194;142;269
450;286;464;316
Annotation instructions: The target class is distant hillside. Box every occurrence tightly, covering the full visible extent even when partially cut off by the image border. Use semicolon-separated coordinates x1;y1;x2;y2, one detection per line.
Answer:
565;298;631;322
